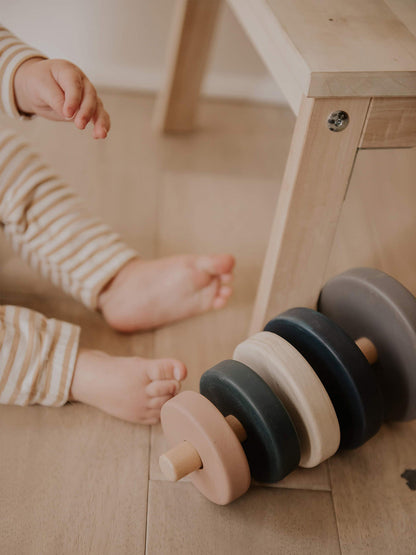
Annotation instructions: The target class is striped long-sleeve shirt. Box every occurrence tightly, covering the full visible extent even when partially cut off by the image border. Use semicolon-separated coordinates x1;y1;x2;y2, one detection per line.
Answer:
0;26;139;407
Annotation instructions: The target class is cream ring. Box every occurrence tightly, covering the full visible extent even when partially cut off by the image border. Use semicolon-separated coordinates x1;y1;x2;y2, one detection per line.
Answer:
234;331;340;468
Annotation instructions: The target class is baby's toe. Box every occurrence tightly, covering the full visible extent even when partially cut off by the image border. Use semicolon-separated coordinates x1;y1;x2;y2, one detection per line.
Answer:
212;285;233;309
218;285;232;299
146;359;187;382
142;410;162;425
147;395;174;410
197;254;235;276
146;379;180;398
213;297;227;309
220;273;233;285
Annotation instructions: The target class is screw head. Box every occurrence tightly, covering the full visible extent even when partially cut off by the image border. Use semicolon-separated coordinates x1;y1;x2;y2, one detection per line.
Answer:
327;110;349;132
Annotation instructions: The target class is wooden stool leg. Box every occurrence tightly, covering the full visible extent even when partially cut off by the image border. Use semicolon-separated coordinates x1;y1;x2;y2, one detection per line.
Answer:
249;96;371;335
153;0;222;133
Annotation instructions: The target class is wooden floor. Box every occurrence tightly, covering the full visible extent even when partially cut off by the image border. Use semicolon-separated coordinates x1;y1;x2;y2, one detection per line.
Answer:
0;91;415;554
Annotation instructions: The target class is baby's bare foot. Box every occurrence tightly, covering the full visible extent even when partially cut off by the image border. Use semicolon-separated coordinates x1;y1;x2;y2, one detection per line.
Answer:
70;349;187;424
98;254;235;332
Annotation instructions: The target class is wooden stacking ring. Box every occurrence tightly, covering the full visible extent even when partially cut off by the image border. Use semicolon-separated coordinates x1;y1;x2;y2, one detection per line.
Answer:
160;390;251;505
200;360;300;483
319;267;416;421
265;308;383;449
233;332;340;468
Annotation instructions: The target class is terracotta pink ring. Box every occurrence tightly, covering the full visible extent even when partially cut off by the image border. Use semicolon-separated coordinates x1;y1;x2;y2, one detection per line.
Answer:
160;391;251;505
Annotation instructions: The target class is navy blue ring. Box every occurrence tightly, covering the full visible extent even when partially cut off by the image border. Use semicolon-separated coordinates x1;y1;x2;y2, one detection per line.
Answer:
200;360;300;483
265;308;383;449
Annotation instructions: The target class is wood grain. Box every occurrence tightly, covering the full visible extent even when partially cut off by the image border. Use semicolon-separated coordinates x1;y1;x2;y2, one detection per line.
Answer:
329;422;416;554
385;0;416;39
325;147;416;295
0;296;152;555
360;97;416;149
249;96;371;333
227;0;416;112
227;0;307;114
153;0;222;132
265;0;416;100
146;481;341;554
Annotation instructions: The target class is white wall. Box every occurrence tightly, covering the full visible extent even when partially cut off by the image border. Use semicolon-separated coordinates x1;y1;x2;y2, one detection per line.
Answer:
0;0;286;104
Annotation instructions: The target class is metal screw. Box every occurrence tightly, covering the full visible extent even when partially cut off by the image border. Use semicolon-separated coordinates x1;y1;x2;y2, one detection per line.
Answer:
327;110;349;132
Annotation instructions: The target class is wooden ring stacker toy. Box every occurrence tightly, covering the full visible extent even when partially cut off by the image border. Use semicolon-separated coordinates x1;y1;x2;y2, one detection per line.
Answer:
318;268;416;422
233;332;340;468
160;361;301;504
264;307;384;449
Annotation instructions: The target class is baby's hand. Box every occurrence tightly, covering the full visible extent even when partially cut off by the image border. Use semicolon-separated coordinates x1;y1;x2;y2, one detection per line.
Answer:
14;58;110;139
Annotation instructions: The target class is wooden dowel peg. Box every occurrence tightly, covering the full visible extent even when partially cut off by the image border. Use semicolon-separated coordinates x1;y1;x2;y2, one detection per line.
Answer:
225;414;248;442
159;440;202;482
159;414;247;482
355;337;378;365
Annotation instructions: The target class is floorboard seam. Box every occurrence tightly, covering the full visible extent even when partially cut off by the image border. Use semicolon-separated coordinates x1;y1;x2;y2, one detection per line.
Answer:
327;461;343;554
148;478;333;494
143;409;152;555
144;158;162;555
143;330;156;555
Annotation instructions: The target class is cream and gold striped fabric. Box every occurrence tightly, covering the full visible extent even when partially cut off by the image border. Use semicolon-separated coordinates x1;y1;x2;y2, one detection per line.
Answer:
0;25;46;118
0;306;80;406
0;129;139;309
0;27;139;406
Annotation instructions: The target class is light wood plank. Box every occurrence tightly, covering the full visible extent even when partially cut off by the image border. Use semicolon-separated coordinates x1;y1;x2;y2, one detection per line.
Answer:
329;422;416;554
227;0;416;110
227;0;308;114
0;405;149;555
249;96;371;334
153;0;222;132
146;481;341;554
385;0;416;39
326;147;416;294
0;294;152;555
265;0;416;99
360;97;416;149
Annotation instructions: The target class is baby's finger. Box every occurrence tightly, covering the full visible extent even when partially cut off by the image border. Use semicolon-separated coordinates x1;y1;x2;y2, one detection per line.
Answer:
74;79;98;130
92;98;111;139
38;74;65;117
56;67;83;119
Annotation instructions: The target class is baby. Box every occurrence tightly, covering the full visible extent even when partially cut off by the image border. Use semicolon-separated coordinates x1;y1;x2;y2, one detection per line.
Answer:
0;26;234;424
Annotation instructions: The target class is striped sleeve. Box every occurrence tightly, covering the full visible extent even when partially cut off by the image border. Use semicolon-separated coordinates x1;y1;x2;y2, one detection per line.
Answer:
0;305;80;406
0;25;47;118
0;129;139;309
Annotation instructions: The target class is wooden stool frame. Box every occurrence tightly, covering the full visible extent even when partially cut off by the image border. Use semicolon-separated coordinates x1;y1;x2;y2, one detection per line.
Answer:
153;0;416;334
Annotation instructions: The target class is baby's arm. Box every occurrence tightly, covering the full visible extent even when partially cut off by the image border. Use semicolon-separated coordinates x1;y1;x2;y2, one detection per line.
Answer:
0;25;109;138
